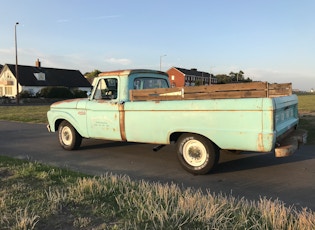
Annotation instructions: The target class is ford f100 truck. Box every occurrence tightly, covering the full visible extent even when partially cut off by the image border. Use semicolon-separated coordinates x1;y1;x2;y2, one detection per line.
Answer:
47;69;307;174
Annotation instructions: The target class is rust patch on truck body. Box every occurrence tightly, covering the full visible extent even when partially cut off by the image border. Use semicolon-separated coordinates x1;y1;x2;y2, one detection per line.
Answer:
51;98;81;106
257;133;265;152
119;104;127;141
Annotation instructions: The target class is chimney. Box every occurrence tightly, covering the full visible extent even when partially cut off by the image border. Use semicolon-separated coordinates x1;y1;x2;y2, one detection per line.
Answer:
35;58;41;67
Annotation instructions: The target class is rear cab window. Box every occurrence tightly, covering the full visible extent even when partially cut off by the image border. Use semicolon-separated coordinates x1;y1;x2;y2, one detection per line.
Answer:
133;77;169;90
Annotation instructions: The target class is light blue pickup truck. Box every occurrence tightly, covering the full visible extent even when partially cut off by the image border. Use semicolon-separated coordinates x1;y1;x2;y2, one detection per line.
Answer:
47;69;307;174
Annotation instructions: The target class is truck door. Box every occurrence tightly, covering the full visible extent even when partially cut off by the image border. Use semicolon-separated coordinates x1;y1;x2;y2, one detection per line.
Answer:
86;77;122;140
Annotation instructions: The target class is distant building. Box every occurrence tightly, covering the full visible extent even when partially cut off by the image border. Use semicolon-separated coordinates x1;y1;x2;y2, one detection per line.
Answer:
166;67;217;87
0;59;91;97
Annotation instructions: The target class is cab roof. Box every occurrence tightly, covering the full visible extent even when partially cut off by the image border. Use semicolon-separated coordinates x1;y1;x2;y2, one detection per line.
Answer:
98;69;168;77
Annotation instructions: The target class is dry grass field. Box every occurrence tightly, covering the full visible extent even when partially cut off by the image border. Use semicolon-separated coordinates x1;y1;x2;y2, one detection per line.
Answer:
0;156;314;229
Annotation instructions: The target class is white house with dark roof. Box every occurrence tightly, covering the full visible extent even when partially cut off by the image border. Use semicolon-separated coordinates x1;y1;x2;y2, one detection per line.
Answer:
0;59;91;97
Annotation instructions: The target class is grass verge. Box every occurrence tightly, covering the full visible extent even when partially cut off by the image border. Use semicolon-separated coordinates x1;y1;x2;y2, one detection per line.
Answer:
298;94;315;113
0;105;49;124
0;155;314;229
297;95;315;144
299;115;315;145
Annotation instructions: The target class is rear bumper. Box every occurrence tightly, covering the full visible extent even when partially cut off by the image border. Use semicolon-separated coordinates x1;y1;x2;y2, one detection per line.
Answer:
275;129;308;157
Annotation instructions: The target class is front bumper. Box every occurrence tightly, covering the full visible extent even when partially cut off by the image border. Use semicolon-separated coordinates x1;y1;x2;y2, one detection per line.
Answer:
275;129;308;157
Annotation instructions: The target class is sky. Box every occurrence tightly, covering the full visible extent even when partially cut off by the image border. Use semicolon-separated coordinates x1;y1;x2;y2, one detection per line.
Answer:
1;0;314;91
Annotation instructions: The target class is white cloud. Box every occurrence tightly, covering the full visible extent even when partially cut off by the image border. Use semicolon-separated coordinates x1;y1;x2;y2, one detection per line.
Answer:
105;58;131;66
0;48;13;55
246;68;314;91
84;15;121;20
57;19;70;23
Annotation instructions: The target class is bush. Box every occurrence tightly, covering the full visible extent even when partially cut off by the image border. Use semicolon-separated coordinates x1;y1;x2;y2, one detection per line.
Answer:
0;96;11;104
19;90;35;98
72;89;88;98
37;87;74;99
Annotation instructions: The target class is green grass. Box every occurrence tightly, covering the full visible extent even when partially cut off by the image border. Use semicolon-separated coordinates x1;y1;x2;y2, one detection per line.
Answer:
299;115;315;144
0;156;314;229
0;105;49;123
297;95;315;144
298;94;315;112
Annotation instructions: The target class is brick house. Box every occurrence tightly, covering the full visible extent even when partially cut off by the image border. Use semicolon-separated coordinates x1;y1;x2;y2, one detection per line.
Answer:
0;59;91;97
166;67;217;87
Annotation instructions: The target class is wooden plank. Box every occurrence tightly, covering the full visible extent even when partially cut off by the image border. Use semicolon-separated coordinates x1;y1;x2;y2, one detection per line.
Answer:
183;82;267;94
268;83;292;90
130;88;182;101
129;82;292;101
182;82;268;99
268;83;292;97
131;95;182;101
183;90;267;100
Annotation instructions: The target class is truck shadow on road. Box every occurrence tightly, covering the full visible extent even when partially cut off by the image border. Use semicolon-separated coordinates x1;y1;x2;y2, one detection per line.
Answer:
213;146;315;174
73;139;314;175
79;140;145;150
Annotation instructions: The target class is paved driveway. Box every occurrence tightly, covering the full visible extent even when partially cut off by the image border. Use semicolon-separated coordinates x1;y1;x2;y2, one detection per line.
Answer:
1;121;314;210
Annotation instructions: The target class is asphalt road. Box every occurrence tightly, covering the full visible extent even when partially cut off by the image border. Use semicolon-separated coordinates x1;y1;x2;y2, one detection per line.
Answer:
1;121;315;211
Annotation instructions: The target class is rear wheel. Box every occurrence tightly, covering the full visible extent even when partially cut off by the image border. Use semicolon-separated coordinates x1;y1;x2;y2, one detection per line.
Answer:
177;134;220;175
58;121;82;150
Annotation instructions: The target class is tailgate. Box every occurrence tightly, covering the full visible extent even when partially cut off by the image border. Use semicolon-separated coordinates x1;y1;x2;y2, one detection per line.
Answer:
273;94;307;157
273;95;299;138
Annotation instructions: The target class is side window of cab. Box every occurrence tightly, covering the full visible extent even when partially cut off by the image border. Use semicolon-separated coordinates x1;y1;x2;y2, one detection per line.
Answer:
94;78;118;100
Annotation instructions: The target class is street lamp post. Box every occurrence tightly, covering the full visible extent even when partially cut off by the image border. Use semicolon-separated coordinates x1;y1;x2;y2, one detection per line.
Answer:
160;54;166;71
15;22;19;104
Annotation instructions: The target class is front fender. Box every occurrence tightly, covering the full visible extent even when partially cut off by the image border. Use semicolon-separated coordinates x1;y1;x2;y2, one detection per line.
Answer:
47;110;88;137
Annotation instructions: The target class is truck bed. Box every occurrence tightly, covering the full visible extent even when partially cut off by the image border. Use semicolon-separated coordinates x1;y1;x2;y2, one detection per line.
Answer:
129;82;292;101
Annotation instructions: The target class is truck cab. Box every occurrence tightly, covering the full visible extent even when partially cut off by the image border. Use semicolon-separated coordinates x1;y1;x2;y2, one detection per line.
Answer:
82;70;170;141
91;69;170;102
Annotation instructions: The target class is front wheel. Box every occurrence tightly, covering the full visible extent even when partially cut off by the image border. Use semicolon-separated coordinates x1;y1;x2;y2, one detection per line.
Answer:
177;134;220;175
58;121;82;150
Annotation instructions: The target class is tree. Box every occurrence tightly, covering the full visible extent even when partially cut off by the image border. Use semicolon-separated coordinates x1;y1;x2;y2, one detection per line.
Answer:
37;87;74;98
216;74;231;84
84;69;101;79
229;70;245;82
216;71;252;84
195;79;202;86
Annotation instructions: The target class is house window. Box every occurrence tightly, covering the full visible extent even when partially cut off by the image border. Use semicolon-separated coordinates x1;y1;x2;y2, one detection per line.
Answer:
5;86;13;95
0;87;3;96
34;72;46;81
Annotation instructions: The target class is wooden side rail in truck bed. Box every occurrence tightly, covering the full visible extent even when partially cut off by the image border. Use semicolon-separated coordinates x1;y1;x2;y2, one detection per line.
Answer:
129;82;292;101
